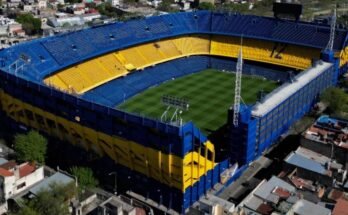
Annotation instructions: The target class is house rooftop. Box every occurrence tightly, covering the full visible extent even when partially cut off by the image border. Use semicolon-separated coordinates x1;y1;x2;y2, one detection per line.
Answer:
303;115;348;149
29;171;75;196
289;175;316;192
0;160;17;170
253;176;296;204
284;147;343;176
239;176;321;215
0;161;37;178
19;163;36;178
0;167;13;177
291;199;331;215
333;197;348;215
328;189;344;201
100;196;135;213
0;158;8;166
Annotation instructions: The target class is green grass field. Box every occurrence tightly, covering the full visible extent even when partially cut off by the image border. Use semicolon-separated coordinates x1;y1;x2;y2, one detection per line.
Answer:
118;69;278;133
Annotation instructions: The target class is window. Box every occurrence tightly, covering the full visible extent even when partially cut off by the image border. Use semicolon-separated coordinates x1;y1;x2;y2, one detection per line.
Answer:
16;182;25;190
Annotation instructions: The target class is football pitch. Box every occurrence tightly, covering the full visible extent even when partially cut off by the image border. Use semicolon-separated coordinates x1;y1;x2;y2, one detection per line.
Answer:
118;69;278;133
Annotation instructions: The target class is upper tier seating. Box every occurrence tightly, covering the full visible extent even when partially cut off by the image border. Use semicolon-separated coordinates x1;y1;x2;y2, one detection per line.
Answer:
211;13;346;49
210;35;320;70
1;11;346;86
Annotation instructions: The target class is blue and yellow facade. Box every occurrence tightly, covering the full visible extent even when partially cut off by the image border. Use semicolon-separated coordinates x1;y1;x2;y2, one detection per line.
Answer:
0;11;347;212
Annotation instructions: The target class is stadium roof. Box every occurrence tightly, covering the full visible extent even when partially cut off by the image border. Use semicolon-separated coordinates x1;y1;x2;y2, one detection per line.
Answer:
251;61;332;117
0;11;346;84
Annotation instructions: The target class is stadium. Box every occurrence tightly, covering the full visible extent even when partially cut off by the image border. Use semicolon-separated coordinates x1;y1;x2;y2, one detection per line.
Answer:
0;10;347;213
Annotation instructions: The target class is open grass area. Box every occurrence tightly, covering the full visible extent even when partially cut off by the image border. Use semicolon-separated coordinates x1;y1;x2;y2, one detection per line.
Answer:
118;69;278;133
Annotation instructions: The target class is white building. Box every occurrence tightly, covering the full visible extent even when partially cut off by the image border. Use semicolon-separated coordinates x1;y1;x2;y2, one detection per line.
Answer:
8;24;25;37
199;194;235;215
81;13;101;22
23;5;34;12
47;16;84;27
0;16;16;26
37;0;47;9
7;0;21;8
0;160;44;201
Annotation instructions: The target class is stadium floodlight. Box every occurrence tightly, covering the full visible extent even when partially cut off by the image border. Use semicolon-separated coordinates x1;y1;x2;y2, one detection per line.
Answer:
161;95;189;126
9;53;30;76
161;95;189;111
326;9;336;52
233;47;243;127
19;53;31;63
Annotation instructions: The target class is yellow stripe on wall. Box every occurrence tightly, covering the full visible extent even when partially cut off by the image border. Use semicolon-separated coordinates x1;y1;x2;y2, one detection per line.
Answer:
0;90;216;191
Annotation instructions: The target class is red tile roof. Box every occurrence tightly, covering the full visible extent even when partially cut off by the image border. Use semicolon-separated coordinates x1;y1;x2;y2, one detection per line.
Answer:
329;189;344;201
290;176;316;191
272;187;291;199
13;29;24;33
19;163;36;178
0;161;16;170
257;203;273;215
333;198;348;215
0;167;13;177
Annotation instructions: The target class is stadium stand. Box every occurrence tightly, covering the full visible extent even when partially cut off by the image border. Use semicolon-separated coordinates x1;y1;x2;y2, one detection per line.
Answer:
210;35;320;70
44;35;211;93
211;12;346;49
45;54;129;94
172;35;210;55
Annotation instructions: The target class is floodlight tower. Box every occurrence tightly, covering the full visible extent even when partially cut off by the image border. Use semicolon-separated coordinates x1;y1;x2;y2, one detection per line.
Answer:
233;47;243;127
326;8;337;52
161;95;189;126
8;53;30;76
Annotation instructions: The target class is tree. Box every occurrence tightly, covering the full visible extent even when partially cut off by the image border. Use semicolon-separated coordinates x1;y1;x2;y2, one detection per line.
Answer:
157;0;178;13
198;2;215;10
15;182;76;215
220;3;249;13
62;22;71;28
320;87;348;114
97;3;120;18
15;206;39;215
69;166;98;191
57;3;64;10
341;78;348;89
15;13;41;35
14;130;47;164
